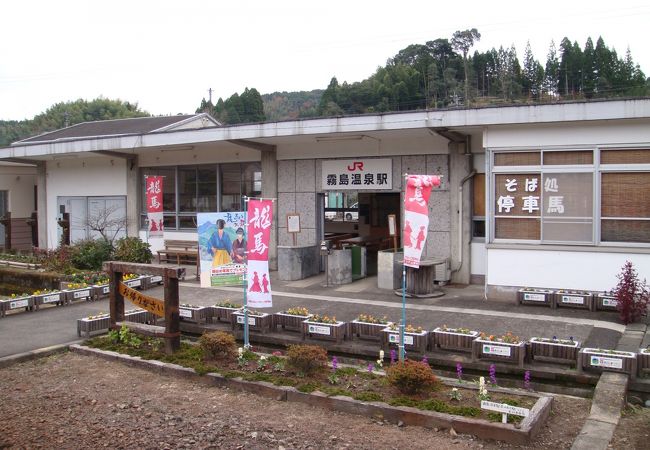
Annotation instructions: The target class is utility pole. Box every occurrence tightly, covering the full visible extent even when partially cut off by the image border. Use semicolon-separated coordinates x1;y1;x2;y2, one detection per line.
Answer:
208;88;213;104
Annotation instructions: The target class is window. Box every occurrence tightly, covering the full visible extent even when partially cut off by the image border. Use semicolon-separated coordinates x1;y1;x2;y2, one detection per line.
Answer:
472;173;485;239
490;148;650;245
324;191;359;222
58;196;126;242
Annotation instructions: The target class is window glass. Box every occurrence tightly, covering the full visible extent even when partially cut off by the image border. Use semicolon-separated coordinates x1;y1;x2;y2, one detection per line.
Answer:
197;166;217;212
543;150;593;165
541;173;593;242
178;167;197;212
221;164;242;212
494;152;540;166
601;172;650;243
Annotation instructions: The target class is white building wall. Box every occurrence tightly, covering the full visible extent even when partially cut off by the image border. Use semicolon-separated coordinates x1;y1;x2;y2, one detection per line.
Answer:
0;165;37;217
470;242;486;276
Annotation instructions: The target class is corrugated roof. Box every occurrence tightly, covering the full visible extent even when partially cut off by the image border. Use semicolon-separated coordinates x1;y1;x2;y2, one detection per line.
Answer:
16;114;212;144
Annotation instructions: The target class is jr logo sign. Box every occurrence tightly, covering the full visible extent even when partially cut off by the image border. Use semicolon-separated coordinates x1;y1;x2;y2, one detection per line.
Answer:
347;161;364;171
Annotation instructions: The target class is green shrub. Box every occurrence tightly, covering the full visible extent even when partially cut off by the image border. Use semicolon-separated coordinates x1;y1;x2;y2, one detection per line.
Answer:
286;344;328;376
199;331;237;360
386;360;440;395
70;239;113;271
113;237;152;263
36;246;77;273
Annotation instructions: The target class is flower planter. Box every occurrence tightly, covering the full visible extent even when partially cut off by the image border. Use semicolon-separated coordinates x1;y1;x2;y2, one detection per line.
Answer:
273;312;312;332
638;348;650;377
351;320;389;340
473;339;526;367
431;327;479;353
123;276;145;290
179;305;211;324
210;305;241;323
0;296;34;317
578;348;637;379
33;291;64;309
529;337;580;366
231;311;272;333
303;320;347;343
595;293;618;312
553;290;594;311
92;284;111;301
64;287;93;304
517;288;554;307
381;328;428;354
77;309;157;337
142;275;164;290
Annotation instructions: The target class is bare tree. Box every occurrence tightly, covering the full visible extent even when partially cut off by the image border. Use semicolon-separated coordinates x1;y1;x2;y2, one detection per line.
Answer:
84;203;127;245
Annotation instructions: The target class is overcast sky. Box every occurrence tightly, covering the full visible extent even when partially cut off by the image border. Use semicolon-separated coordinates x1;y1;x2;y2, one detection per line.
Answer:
1;0;648;121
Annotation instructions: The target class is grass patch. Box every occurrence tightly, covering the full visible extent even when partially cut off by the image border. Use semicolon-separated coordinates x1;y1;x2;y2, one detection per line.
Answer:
354;391;383;402
297;382;320;393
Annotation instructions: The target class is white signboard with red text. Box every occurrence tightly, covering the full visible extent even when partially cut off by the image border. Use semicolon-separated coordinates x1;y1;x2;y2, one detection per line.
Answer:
403;175;440;268
246;199;273;308
322;159;392;190
145;176;164;237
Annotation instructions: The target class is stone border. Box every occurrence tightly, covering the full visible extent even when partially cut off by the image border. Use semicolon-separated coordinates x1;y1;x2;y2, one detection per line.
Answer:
69;344;552;445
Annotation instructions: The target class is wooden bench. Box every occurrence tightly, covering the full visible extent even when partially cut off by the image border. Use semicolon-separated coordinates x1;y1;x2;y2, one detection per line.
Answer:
157;240;198;265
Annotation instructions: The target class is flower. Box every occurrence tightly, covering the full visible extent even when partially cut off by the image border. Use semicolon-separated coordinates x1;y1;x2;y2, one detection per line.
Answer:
238;347;244;357
421;355;428;365
524;370;531;390
478;376;489;401
449;387;462;401
489;364;497;385
387;323;423;333
311;314;338;324
215;300;241;308
390;349;397;364
376;349;384;368
331;356;338;371
286;306;309;316
367;363;374;373
356;314;389;324
456;362;463;381
479;331;520;344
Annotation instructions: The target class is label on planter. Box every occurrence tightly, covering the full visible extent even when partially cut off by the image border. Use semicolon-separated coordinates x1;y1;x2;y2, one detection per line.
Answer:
308;324;331;335
150;276;163;283
236;315;257;326
102;286;110;295
126;279;141;288
10;299;29;309
590;355;623;369
561;295;584;305
523;293;546;302
481;401;529;417
179;308;193;318
602;298;617;307
388;333;414;345
482;344;512;357
43;294;60;304
73;290;91;299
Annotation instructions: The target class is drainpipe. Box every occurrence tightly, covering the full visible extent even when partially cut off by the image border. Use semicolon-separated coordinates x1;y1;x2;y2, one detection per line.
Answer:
452;135;475;274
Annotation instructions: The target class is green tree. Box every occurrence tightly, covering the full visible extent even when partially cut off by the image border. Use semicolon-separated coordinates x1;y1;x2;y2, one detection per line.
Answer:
451;28;481;104
544;40;560;98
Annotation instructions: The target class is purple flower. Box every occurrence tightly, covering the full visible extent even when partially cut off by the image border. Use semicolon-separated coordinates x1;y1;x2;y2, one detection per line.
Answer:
390;349;397;364
332;356;338;371
489;364;497;385
456;362;463;380
421;355;428;365
367;363;374;373
524;370;531;390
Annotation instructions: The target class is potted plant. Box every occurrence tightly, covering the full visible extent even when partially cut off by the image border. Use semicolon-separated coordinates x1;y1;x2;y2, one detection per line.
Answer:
64;282;93;304
274;307;312;332
210;301;242;323
91;276;111;301
232;309;272;333
351;314;392;340
595;291;618;311
302;314;347;343
382;323;428;353
431;324;480;353
32;288;64;309
122;273;144;290
529;336;580;365
517;287;554;307
179;303;211;323
578;348;638;378
77;311;111;337
0;293;34;317
473;332;526;367
554;289;594;311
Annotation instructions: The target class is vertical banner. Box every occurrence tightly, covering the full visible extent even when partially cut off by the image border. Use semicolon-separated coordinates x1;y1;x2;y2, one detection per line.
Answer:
246;199;273;308
198;212;247;287
145;176;164;237
403;175;441;268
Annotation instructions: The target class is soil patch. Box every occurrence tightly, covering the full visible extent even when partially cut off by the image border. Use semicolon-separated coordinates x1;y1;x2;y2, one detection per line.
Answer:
610;404;650;449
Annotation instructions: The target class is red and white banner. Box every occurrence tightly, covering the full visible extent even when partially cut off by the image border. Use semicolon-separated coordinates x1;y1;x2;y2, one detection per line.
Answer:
246;199;273;307
145;176;164;238
403;175;441;268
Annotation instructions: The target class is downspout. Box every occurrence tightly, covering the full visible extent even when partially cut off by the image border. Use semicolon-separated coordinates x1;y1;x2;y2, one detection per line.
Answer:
452;135;476;274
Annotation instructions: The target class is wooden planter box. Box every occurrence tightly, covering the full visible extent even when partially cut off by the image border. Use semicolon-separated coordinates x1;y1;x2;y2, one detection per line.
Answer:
77;309;157;337
595;293;618;311
142;275;163;290
231;311;272;333
517;288;554;307
92;284;110;301
473;339;526;367
381;328;428;354
431;327;479;353
351;320;389;340
554;291;594;311
179;306;211;323
638;349;650;377
123;276;145;290
0;296;34;317
578;348;637;379
529;337;580;365
274;312;312;332
64;287;93;304
33;291;64;309
210;305;241;323
303;320;347;343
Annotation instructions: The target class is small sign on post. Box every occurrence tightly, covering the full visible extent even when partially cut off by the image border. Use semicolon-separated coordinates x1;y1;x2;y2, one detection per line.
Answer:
287;213;300;246
387;214;397;252
480;400;530;424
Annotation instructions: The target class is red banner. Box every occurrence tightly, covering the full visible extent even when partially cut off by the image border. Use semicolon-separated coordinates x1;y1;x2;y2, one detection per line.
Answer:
145;176;164;237
246;199;273;307
403;175;441;268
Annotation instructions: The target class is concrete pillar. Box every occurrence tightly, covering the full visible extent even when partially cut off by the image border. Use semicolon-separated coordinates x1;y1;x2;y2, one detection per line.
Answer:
449;142;472;284
126;156;139;238
36;162;48;248
261;150;278;270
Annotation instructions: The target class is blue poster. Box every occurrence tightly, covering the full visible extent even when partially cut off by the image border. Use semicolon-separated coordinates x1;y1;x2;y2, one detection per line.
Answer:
197;212;247;287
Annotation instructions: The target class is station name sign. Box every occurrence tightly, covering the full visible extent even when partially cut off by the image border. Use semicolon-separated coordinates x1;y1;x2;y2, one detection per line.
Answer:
322;159;392;190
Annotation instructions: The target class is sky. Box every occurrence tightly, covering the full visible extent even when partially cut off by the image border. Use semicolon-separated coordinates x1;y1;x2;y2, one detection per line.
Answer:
1;0;649;121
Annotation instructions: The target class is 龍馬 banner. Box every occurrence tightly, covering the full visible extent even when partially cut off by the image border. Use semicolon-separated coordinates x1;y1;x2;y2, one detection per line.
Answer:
403;175;441;268
246;199;273;308
145;176;164;238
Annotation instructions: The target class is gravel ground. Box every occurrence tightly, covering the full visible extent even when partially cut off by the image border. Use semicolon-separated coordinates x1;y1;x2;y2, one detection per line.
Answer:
0;352;592;450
